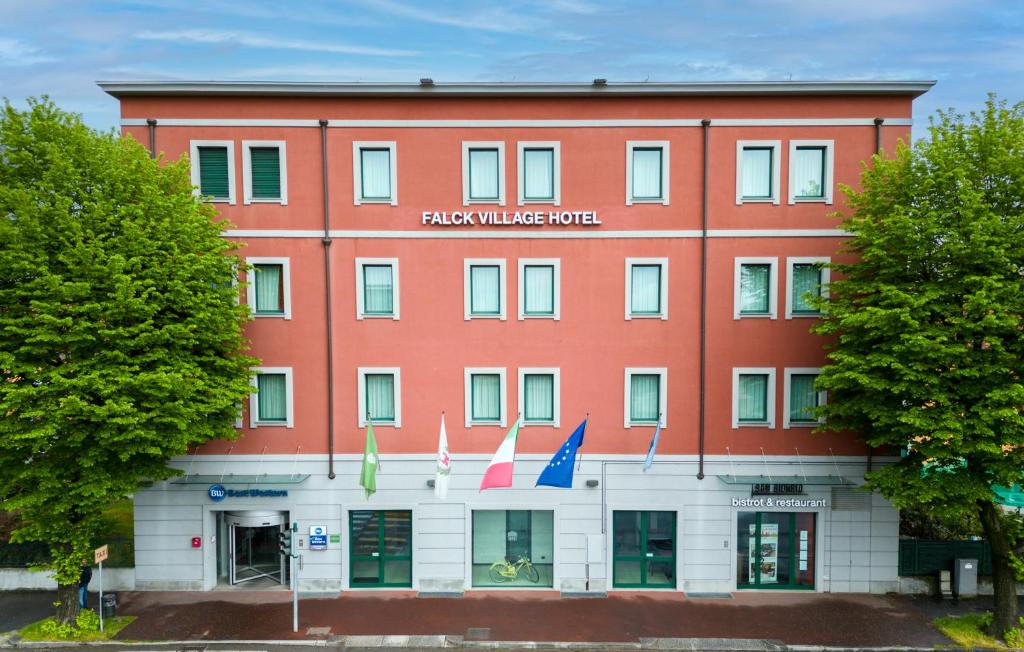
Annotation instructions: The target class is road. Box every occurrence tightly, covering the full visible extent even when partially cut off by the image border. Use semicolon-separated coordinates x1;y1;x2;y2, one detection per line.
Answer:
0;590;57;633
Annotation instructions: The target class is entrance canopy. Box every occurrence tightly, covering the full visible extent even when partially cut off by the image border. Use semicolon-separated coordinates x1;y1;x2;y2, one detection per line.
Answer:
170;474;310;484
716;475;854;486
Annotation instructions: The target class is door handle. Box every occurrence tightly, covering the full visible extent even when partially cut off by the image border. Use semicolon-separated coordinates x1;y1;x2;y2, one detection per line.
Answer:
371;551;380;557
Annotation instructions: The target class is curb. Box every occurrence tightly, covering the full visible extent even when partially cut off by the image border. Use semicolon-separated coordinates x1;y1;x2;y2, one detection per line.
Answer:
0;638;945;651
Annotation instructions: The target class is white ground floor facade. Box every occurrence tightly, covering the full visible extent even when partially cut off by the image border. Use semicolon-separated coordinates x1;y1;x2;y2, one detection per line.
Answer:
133;454;899;594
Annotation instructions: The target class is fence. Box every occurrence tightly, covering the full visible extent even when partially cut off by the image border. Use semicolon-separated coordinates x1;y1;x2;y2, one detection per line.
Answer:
0;537;134;568
898;539;992;576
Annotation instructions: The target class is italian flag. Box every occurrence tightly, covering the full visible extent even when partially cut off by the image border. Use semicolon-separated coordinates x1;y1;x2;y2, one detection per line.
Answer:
480;418;521;490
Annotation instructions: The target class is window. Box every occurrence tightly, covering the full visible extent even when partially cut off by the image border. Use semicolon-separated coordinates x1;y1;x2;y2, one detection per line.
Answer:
355;258;399;319
462;142;506;205
348;510;412;587
626;141;670;205
190;140;236;204
249;367;293;428
472;510;553;587
613;511;676;588
518;368;560;427
242;141;287;205
464;368;507;427
517;259;560;320
517;142;560;205
357;368;401;427
784;368;825;429
464;259;506;320
352;141;398;205
624;368;667;428
734;257;778;319
246;257;291;319
625;258;669;320
788;140;834;204
732;367;776;428
736;140;781;204
786;257;830;319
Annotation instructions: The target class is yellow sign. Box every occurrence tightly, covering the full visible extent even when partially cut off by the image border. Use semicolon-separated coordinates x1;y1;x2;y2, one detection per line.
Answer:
94;545;108;564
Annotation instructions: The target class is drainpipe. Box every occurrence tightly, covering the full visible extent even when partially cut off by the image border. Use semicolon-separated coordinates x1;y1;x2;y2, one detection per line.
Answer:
697;119;711;480
146;119;157;158
320;119;336;480
866;118;884;475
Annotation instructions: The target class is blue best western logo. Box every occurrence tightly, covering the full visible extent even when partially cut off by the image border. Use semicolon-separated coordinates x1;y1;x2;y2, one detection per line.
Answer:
207;484;287;501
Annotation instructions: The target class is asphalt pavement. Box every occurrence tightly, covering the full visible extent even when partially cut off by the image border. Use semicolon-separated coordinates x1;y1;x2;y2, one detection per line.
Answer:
0;590;57;633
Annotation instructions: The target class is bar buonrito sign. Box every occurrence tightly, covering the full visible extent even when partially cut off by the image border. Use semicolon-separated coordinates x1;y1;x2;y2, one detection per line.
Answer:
422;210;602;226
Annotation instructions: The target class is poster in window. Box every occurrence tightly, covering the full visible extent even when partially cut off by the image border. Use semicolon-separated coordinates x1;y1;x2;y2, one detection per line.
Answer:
758;523;779;583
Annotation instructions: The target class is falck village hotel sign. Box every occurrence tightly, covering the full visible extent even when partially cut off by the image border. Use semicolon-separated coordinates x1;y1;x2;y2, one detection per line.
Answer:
422;210;603;226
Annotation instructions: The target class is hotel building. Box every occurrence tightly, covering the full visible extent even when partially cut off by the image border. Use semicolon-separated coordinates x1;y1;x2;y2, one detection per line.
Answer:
100;79;933;594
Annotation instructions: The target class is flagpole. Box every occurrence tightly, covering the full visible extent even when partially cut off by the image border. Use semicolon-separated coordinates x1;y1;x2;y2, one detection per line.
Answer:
577;411;589;474
366;409;380;470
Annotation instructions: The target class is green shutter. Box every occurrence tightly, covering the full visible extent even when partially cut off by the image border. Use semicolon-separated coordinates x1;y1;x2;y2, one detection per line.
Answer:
198;146;230;199
250;147;281;199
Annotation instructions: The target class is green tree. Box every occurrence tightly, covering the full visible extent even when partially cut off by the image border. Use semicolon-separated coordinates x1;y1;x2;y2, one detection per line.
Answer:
0;99;256;624
815;96;1024;639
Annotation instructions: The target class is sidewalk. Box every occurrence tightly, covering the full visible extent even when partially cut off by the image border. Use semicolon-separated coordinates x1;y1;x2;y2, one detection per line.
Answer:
105;591;953;648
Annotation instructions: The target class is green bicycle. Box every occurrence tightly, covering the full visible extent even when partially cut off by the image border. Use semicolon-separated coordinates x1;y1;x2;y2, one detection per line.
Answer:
488;555;540;583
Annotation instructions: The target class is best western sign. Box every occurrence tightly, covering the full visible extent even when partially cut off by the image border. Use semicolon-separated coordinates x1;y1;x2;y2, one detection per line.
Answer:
422;210;602;226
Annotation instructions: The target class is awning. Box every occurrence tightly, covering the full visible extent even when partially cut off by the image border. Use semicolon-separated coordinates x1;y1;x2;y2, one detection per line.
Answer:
994;485;1024;508
716;475;854;486
170;474;310;485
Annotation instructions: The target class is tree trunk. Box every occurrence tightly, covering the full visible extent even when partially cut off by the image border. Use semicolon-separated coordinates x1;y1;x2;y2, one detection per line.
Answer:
978;500;1018;639
54;582;81;625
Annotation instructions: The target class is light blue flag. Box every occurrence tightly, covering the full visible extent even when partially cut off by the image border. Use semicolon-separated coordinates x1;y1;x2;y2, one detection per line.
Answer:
643;419;661;472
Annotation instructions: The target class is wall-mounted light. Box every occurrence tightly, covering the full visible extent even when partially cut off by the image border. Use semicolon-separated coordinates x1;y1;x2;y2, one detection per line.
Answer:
426;479;436;488
586;479;599;488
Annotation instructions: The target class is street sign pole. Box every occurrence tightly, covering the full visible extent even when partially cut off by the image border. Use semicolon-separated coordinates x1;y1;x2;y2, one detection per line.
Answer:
94;545;109;633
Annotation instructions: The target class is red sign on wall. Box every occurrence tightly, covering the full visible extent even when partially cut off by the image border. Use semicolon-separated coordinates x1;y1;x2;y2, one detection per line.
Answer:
191;537;202;548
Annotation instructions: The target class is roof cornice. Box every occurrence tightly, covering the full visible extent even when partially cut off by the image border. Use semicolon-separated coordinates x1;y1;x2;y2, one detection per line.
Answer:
97;80;936;99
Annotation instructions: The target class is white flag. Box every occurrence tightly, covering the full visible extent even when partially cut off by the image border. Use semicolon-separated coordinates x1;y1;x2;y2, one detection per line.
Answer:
435;413;451;500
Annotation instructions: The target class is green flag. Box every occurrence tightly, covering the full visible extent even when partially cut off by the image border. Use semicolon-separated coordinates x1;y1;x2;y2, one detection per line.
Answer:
360;421;380;499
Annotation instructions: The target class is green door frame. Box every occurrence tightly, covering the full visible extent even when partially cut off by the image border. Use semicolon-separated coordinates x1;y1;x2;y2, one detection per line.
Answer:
738;512;815;590
348;510;412;588
612;510;676;589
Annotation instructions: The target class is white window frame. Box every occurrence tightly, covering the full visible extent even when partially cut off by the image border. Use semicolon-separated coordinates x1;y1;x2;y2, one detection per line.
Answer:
245;256;292;320
464;258;507;321
516;141;561;206
464;367;508;428
249;366;294;428
625;257;669;320
623;367;668;428
625;140;670;206
462;141;506;206
732;367;776;429
517;258;560;320
189;140;236;205
355;258;400;320
733;257;778;320
518;368;561;427
241;140;287;205
785;256;830;320
357;367;402;428
783;367;826;429
352;141;398;206
735;140;781;205
788;140;834;205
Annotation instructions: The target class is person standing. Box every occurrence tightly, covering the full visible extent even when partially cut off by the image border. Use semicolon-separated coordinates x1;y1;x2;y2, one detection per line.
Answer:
78;565;92;609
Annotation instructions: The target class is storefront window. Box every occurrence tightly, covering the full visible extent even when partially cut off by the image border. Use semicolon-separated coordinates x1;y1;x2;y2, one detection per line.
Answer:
737;511;815;589
472;510;553;587
349;510;412;587
612;510;676;588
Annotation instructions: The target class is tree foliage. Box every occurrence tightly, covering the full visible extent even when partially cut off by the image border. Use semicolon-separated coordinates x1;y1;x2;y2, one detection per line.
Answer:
0;98;256;620
815;96;1024;637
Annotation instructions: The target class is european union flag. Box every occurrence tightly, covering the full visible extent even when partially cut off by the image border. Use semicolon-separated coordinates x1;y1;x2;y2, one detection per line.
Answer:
536;419;587;488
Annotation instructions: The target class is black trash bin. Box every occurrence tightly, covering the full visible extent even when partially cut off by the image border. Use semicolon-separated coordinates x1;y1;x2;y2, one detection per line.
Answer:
101;593;116;618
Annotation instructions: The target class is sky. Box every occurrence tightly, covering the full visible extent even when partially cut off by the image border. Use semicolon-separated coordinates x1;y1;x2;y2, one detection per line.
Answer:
0;0;1022;136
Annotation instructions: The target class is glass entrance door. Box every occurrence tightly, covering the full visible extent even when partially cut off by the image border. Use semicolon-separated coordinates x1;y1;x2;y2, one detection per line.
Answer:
228;522;287;585
612;511;676;588
737;512;815;589
349;510;412;587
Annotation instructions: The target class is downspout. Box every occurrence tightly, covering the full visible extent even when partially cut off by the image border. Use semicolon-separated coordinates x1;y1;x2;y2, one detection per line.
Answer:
697;119;711;480
866;118;884;474
320;119;336;479
146;119;157;158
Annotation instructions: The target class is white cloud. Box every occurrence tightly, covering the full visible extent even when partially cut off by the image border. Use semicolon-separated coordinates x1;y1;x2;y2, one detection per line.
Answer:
355;0;540;34
135;29;419;57
0;37;56;66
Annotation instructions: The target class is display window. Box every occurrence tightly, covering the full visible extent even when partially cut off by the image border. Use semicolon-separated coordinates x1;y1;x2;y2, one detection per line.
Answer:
612;510;676;588
472;510;553;587
737;512;815;589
